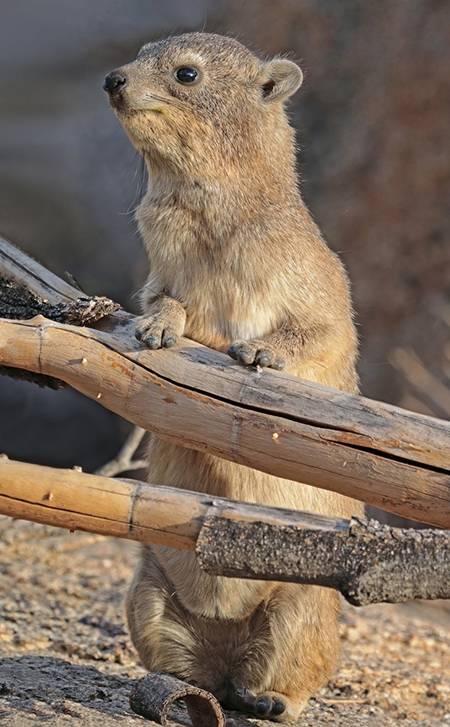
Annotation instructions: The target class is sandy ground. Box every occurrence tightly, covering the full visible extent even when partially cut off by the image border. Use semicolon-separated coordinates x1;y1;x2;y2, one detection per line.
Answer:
0;517;448;726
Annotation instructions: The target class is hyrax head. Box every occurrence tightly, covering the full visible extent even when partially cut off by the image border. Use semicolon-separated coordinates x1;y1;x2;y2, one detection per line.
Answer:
104;32;302;178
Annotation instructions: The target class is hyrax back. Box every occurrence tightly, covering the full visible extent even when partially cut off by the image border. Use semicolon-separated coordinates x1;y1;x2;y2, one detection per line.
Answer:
105;32;363;721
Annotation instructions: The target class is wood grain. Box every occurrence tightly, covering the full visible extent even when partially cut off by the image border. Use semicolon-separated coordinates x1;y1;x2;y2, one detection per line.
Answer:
0;458;343;551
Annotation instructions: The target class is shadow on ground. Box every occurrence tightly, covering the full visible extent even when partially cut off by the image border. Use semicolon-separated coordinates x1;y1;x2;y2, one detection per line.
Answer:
0;655;258;727
0;655;138;722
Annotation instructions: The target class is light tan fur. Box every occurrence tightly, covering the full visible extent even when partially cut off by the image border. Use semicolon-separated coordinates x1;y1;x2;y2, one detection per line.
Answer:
105;32;363;722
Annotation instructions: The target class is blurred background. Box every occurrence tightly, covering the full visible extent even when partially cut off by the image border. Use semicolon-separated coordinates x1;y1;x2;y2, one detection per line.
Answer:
0;1;449;486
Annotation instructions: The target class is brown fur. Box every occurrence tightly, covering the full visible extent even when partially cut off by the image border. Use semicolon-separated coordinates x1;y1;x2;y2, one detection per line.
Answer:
105;32;363;722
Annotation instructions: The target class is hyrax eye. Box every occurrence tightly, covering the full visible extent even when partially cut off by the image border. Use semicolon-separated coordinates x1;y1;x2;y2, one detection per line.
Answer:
175;66;199;85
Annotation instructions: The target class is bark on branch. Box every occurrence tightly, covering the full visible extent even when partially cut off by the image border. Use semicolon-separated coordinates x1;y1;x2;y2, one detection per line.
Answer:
1;236;450;527
196;515;450;606
0;458;448;605
0;275;119;325
0;264;118;388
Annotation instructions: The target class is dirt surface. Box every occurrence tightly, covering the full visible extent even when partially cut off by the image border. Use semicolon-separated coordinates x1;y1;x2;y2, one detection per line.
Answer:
0;517;448;726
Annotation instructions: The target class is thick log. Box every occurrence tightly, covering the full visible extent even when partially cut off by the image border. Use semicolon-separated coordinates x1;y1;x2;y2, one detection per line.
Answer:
129;673;225;726
0;458;449;605
196;516;450;606
1;237;450;527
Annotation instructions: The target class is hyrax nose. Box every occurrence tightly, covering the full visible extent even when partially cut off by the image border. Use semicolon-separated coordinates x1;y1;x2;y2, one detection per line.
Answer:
103;71;127;94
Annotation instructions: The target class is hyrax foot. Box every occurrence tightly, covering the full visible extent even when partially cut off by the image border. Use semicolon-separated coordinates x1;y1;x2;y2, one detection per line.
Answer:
135;314;182;350
228;340;285;370
220;683;296;722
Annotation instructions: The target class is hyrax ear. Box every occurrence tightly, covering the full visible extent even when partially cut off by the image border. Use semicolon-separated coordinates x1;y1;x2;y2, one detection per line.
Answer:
260;59;303;103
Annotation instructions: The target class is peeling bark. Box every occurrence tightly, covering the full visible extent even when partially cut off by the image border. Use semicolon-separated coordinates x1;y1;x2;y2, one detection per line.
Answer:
129;673;225;726
0;274;119;387
0;275;119;325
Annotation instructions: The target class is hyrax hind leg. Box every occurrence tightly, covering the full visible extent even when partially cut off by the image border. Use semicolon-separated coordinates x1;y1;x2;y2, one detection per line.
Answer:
216;584;341;722
127;553;340;723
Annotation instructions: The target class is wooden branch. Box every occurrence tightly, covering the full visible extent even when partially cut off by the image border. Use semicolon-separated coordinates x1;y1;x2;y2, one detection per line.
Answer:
1;458;449;605
1;317;448;528
1;236;450;527
0;457;346;552
130;673;225;726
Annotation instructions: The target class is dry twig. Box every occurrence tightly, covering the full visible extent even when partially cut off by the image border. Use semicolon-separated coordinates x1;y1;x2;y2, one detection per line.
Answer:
95;426;147;477
390;347;450;418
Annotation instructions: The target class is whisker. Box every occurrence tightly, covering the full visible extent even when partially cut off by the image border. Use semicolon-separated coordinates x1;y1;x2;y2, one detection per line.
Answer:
121;152;147;216
142;92;187;111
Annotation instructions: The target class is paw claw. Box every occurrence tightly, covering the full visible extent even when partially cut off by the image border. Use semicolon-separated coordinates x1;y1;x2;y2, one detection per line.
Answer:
271;698;286;716
228;340;285;370
136;318;180;351
255;696;272;716
162;330;178;348
227;342;254;366
141;334;161;350
272;357;285;371
135;318;164;350
240;351;255;365
227;343;240;359
255;350;273;367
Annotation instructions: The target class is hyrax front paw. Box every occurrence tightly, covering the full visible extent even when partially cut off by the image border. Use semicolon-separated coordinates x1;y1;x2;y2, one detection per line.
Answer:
135;295;186;350
228;339;285;370
135;313;183;350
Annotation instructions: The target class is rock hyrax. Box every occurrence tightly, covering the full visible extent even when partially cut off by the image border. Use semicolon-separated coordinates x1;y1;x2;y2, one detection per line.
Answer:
104;32;363;722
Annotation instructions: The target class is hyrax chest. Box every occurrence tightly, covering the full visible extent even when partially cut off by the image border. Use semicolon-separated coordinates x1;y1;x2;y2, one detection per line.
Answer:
138;189;283;350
